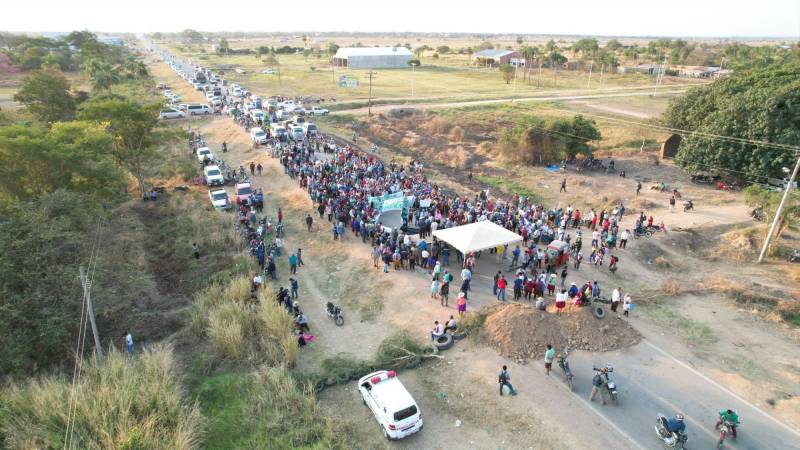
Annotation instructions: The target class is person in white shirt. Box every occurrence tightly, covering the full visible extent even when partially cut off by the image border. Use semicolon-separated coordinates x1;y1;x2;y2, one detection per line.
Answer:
431;321;445;340
611;288;621;313
444;315;457;332
619;229;630;249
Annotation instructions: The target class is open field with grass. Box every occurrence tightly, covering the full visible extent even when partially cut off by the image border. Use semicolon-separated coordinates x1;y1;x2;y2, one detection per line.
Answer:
162;42;705;104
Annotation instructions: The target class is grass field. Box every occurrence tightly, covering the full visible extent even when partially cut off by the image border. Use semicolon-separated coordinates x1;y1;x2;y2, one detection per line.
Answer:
162;42;703;104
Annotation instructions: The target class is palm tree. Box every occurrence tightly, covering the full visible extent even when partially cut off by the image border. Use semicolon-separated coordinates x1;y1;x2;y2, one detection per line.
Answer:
519;45;537;81
89;62;120;91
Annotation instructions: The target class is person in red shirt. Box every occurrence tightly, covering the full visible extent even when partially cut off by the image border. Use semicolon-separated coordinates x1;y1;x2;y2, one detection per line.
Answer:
496;276;507;301
524;278;535;301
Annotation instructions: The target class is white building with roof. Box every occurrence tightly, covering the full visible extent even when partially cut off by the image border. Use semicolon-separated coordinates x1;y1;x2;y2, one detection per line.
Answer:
332;47;413;68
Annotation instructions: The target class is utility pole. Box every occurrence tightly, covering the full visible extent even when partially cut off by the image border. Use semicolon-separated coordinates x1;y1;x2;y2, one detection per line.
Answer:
411;62;416;97
652;56;667;96
79;266;103;359
758;155;800;263
366;71;376;116
586;60;593;88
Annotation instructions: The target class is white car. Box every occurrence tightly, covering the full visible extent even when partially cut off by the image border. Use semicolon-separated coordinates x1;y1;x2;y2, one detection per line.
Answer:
358;370;423;440
204;165;225;186
208;189;232;210
159;108;185;119
250;127;268;145
163;90;173;98
261;68;276;74
310;106;329;115
196;146;214;163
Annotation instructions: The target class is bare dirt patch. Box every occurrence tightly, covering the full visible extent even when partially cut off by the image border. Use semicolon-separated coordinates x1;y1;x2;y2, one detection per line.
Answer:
482;303;641;362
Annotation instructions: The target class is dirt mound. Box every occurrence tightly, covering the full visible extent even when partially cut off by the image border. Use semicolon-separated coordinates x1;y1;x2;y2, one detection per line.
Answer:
483;303;641;362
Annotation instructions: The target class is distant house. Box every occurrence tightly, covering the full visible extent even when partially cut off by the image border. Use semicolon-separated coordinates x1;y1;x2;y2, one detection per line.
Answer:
472;49;520;66
97;37;124;46
619;64;662;75
332;47;413;69
672;65;719;78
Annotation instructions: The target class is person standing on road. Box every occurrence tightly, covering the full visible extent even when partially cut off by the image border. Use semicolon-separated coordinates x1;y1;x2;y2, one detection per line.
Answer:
560;267;568;289
456;292;467;316
249;161;256;175
296;248;304;266
222;141;227;153
636;181;641;196
560;178;567;193
498;365;516;396
289;252;298;274
611;287;621;313
278;208;283;224
290;277;299;299
305;214;313;232
256;163;263;175
496;275;507;301
440;276;450;307
544;344;556;375
623;293;633;317
669;195;676;212
589;368;608;404
493;271;501;296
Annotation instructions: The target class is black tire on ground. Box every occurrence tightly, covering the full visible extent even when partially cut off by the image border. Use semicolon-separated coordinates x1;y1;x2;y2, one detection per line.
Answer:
434;334;454;351
406;356;422;369
335;315;344;326
452;331;467;341
593;305;607;319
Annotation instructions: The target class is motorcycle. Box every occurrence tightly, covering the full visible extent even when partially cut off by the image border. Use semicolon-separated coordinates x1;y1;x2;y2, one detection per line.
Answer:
557;348;574;391
593;364;619;404
716;419;738;449
326;302;344;326
683;200;694;212
655;414;688;449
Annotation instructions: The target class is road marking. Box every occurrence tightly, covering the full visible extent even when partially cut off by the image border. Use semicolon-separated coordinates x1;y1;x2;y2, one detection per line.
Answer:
549;376;647;450
643;340;800;438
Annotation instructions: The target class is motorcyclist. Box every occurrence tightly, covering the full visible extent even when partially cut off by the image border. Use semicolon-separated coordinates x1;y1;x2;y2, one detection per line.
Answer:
666;413;686;434
716;409;739;439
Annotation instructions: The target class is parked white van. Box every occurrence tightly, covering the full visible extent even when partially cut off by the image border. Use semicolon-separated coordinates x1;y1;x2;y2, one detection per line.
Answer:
203;165;225;186
187;104;212;115
358;370;423;440
250;127;268;145
270;123;287;141
290;125;305;141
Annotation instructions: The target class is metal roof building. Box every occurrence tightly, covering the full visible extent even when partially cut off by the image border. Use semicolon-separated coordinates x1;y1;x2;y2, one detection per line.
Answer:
332;47;413;69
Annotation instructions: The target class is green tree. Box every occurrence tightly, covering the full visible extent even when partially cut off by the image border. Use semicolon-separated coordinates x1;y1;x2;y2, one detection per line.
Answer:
605;39;622;52
499;63;515;84
79;97;171;198
181;29;203;42
743;185;799;240
0;122;122;200
436;45;450;54
84;59;121;91
327;42;340;56
65;30;97;48
218;38;230;54
573;38;599;59
14;69;77;124
664;63;800;179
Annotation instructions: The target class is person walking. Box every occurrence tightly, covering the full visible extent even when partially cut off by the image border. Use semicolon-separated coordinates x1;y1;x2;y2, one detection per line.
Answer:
296;248;305;266
192;243;200;260
256;163;263;175
560;267;568;289
124;331;134;354
430;277;440;299
290;277;299;299
498;365;516;396
560;178;567;193
493;271;501;296
619;229;629;249
289;252;298;274
544;344;556;375
305;214;313;231
249;161;256;175
636;181;642;196
669;195;676;212
440;278;450;307
510;245;521;269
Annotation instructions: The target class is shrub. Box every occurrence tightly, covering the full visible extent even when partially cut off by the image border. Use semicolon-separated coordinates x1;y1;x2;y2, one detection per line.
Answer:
0;345;204;449
449;125;465;143
207;302;245;359
459;311;487;336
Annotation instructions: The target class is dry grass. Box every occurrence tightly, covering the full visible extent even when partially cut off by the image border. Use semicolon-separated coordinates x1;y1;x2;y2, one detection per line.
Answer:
714;227;759;261
0;345;204;449
449;125;465;143
208;302;246;359
476;140;495;156
661;278;681;295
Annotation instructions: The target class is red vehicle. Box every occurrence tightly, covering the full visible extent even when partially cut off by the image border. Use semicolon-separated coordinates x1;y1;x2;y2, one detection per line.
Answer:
234;182;252;205
546;240;570;266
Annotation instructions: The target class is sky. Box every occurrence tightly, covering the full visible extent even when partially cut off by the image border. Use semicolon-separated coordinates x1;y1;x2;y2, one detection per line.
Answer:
4;0;800;38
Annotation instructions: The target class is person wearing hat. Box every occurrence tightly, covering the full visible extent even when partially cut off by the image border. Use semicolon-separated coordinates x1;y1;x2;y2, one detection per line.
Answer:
456;292;467;316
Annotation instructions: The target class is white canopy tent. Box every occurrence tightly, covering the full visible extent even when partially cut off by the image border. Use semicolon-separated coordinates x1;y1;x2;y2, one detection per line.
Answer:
432;221;522;255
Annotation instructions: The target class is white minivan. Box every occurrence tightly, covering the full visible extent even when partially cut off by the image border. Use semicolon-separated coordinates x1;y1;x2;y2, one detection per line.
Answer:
250;127;268;145
358;370;423;440
187;104;212;115
290;125;305;141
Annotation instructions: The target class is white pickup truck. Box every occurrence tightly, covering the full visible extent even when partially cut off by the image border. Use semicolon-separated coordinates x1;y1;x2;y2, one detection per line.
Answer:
310;106;329;115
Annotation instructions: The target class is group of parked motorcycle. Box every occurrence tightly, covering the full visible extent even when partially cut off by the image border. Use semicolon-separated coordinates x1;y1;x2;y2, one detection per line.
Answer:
555;348;740;449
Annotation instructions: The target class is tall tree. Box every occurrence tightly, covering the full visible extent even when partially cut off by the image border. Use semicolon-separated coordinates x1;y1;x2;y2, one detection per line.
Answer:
79;97;171;198
14;69;76;124
499;64;515;84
